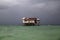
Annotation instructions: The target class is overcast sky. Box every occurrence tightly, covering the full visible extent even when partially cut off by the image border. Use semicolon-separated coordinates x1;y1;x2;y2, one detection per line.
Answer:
0;0;60;25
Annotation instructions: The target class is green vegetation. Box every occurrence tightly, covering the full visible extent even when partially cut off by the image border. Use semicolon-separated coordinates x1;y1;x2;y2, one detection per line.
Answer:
0;25;60;40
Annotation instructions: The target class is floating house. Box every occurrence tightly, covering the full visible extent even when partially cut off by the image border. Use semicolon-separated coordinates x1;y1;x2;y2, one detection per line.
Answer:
22;17;40;26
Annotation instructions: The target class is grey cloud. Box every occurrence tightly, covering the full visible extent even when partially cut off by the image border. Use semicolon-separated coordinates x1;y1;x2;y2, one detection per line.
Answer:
0;0;18;9
0;0;31;9
0;0;60;25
